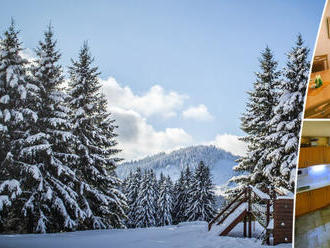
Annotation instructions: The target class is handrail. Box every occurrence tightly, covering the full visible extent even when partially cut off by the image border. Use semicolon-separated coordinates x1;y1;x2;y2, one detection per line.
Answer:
208;188;246;231
217;196;247;225
249;185;270;200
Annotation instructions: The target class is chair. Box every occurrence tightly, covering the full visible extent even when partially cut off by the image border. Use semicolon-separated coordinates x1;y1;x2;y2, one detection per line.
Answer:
312;54;329;73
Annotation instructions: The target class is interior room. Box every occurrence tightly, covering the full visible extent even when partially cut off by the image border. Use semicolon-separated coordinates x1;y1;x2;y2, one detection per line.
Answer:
295;120;330;248
305;2;330;118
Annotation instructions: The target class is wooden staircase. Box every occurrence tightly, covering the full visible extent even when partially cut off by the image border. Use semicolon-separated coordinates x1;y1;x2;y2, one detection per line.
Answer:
218;206;248;236
208;186;277;242
208;187;253;237
208;185;294;245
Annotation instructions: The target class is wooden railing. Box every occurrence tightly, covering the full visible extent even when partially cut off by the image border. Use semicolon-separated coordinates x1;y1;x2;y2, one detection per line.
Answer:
208;188;247;231
217;196;248;225
249;185;274;229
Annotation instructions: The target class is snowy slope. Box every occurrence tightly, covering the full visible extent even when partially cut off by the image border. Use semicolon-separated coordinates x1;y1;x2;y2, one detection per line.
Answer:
116;145;238;188
0;221;291;248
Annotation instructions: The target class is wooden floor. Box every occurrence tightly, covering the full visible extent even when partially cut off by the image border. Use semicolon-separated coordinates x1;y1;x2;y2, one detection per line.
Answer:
295;205;330;247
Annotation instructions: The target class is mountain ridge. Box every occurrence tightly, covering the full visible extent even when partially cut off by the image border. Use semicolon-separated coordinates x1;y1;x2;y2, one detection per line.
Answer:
116;145;239;188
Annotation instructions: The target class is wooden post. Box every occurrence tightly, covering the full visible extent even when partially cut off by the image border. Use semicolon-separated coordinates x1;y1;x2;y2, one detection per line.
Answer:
248;186;252;238
243;187;247;237
243;216;247;237
270;185;276;245
271;185;276;201
266;199;270;245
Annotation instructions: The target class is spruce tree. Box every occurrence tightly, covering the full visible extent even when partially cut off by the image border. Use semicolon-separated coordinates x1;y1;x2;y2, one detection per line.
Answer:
185;161;216;222
158;172;165;189
172;170;186;224
0;25;83;233
266;34;309;190
125;168;142;228
67;42;127;229
157;176;173;226
0;21;33;165
227;47;281;196
173;166;192;224
135;169;158;227
0;21;37;233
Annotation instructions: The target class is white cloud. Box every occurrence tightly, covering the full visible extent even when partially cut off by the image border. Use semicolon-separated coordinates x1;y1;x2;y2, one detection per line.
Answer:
20;48;35;63
101;77;194;160
182;104;214;121
111;107;193;160
210;134;247;157
102;77;188;118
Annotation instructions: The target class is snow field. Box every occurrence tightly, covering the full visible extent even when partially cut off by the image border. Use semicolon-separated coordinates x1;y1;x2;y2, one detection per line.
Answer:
0;221;291;248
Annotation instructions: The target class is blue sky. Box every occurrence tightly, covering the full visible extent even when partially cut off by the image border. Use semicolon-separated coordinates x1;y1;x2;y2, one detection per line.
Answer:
1;0;325;160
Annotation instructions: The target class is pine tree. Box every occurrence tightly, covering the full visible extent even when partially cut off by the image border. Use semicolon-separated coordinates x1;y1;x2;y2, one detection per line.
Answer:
67;42;127;229
24;25;81;233
135;169;158;227
266;34;309;190
0;21;34;165
173;166;193;224
172;170;186;224
158;172;166;189
186;161;216;222
0;21;36;233
227;47;281;196
125;168;142;228
0;25;84;233
157;176;173;226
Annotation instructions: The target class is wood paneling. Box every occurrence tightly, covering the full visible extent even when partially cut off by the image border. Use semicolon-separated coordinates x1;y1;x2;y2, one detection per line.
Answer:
310;187;327;211
273;199;293;245
323;147;330;162
298;147;325;168
296;185;330;216
295;191;311;216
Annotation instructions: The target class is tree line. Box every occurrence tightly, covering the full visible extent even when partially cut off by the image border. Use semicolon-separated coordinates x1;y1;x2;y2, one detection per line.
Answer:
122;161;217;228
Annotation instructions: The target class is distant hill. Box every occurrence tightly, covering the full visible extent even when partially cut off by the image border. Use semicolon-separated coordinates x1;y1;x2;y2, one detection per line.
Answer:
116;145;239;189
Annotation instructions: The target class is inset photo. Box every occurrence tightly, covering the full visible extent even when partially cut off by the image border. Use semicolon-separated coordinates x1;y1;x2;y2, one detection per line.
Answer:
305;1;330;118
295;119;330;247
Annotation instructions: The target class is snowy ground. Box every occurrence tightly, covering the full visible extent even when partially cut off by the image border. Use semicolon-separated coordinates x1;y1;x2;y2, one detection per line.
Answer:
0;221;291;248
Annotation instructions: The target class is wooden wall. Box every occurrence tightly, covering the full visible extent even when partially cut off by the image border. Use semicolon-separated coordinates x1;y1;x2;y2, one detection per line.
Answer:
296;185;330;216
273;199;293;245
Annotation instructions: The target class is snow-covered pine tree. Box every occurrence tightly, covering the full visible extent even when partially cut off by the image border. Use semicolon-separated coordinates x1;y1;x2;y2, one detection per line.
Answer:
158;172;166;189
166;175;173;190
67;42;127;229
121;172;131;196
172;166;193;224
135;169;158;227
0;21;31;165
172;170;186;224
0;21;37;233
182;166;193;219
227;46;281;197
266;34;309;190
125;168;142;228
0;25;84;233
185;161;216;222
157;176;173;226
